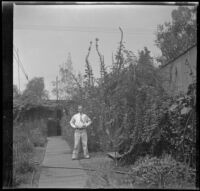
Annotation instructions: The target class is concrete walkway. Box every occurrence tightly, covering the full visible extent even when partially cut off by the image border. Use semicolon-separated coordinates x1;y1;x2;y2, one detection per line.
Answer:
38;136;88;188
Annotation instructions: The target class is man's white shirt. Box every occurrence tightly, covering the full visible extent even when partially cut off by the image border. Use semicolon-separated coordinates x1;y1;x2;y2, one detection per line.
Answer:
70;113;92;129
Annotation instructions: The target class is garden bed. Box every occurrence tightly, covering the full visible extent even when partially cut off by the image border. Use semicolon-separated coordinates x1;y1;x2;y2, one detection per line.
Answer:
79;152;196;189
16;145;46;188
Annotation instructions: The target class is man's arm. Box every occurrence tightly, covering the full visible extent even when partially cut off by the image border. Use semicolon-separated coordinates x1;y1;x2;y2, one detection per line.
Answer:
70;115;76;128
85;115;92;127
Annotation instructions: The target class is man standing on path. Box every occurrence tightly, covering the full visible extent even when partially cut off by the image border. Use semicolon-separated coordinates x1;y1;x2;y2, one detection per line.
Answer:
69;105;92;160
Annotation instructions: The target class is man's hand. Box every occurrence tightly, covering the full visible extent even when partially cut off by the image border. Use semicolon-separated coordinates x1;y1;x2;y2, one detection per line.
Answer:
74;125;79;129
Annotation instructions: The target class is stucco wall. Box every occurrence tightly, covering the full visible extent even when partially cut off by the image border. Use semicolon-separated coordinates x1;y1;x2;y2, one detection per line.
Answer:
159;46;196;96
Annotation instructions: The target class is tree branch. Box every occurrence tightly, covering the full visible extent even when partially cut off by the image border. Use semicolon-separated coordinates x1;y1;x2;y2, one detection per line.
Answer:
85;41;93;86
117;27;124;72
85;41;92;64
64;68;83;99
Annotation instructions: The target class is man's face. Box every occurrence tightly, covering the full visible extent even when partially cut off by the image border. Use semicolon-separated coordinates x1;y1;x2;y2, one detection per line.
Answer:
78;106;83;113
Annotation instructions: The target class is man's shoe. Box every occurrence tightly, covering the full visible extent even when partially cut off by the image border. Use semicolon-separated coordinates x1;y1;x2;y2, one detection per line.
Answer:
84;155;90;159
72;154;78;160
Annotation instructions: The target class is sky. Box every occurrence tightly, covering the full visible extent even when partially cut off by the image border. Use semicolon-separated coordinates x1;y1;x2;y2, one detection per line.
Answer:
13;4;181;99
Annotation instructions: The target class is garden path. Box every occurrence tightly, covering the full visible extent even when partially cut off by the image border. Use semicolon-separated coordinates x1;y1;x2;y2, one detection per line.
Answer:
38;136;88;188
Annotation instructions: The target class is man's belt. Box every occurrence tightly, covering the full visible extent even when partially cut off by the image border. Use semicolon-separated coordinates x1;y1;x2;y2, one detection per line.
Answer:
75;127;86;130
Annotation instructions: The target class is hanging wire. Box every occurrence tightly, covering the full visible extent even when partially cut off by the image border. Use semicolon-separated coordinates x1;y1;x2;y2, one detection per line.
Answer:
13;45;29;81
14;24;155;36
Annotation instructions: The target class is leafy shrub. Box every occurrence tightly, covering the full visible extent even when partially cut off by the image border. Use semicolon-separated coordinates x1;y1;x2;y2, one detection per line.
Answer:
155;83;196;167
128;154;196;189
13;124;35;186
13;126;34;154
14;157;35;174
13;171;25;186
25;119;47;136
12;120;47;187
61;114;74;149
29;128;47;147
20;141;34;153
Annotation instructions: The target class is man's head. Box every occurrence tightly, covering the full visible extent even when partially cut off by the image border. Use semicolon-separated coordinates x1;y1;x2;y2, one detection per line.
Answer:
78;105;83;113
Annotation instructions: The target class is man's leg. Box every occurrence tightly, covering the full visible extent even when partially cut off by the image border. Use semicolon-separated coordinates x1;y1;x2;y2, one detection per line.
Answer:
72;130;81;159
81;130;90;158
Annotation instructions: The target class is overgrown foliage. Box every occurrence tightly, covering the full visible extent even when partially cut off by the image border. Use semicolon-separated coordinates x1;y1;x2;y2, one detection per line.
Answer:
51;53;78;100
13;119;47;187
56;8;196;188
13;77;51;122
13;78;49;187
155;6;197;65
60;24;196;173
128;154;196;189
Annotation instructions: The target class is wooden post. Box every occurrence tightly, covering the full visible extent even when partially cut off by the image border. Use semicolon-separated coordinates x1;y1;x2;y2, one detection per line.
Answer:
56;76;59;135
56;76;58;101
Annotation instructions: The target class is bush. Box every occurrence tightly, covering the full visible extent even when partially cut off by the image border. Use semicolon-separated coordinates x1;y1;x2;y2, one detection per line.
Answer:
15;158;35;174
13;124;35;186
13;172;25;186
61;114;74;149
29;128;47;147
13;152;35;187
128;154;196;189
12;120;47;187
